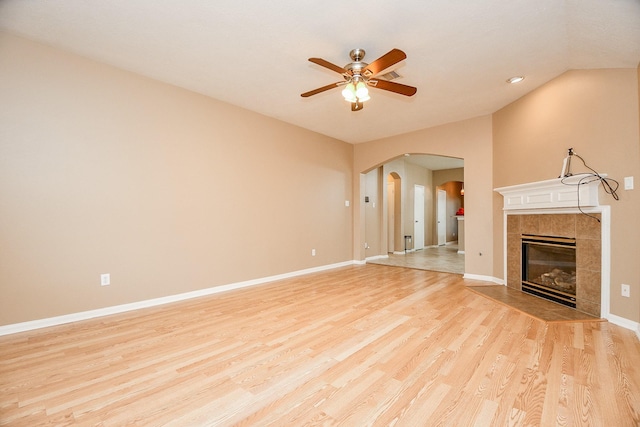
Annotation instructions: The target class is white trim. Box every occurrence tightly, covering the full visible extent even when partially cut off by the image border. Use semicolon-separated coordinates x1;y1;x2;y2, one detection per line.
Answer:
599;206;611;319
494;175;604;211
0;260;357;337
607;313;640;333
463;273;503;284
365;254;389;261
397;249;416;254
498;206;606;215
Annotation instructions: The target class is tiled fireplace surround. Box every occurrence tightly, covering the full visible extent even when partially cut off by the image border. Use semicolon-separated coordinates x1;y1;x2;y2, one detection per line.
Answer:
506;213;601;316
496;176;608;318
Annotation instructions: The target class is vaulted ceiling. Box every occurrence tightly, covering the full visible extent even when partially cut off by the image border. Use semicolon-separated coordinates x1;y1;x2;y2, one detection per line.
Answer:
1;0;639;144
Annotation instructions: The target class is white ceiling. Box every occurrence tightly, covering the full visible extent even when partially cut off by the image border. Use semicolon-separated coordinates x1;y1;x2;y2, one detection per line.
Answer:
1;0;639;144
405;155;463;171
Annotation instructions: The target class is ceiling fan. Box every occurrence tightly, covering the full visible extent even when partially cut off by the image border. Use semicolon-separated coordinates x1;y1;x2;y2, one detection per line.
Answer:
301;48;417;111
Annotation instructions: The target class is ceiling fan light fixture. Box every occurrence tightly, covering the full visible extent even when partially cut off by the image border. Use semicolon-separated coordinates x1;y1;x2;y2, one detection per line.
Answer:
342;83;357;102
302;48;416;111
355;81;369;99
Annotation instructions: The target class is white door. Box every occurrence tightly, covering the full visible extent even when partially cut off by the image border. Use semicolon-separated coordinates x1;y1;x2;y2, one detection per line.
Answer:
387;182;395;253
437;189;446;246
414;185;425;250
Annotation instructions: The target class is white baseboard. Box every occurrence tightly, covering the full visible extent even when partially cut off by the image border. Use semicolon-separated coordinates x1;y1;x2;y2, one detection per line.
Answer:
365;254;389;261
463;273;504;285
606;313;640;335
7;263;637;338
0;260;357;337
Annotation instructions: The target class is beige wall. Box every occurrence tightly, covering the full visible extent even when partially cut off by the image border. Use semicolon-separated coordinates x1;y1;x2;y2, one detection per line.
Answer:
363;168;383;256
0;33;354;326
353;116;494;277
433;168;464;186
493;69;640;322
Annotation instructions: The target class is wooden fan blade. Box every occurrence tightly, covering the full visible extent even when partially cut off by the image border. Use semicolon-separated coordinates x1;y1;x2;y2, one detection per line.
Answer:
363;48;406;77
308;58;351;75
300;82;342;97
370;79;417;96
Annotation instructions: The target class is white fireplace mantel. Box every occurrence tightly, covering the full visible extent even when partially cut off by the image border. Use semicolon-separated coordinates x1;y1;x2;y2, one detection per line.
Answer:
494;175;605;211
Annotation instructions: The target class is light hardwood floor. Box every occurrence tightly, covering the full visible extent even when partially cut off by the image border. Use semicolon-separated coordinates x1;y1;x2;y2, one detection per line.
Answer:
1;265;639;426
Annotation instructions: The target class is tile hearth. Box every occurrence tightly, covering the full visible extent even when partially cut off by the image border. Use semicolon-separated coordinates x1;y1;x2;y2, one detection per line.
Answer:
467;285;602;322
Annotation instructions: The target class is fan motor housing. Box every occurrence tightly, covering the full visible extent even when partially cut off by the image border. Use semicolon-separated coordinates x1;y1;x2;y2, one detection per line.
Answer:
346;48;368;75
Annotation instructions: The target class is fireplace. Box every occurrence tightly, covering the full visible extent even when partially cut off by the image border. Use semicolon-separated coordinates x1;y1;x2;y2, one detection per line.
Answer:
521;234;576;308
495;177;609;318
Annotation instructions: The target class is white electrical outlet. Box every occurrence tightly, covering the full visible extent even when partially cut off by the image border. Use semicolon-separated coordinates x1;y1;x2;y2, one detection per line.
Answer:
101;273;110;286
621;284;630;298
311;249;316;256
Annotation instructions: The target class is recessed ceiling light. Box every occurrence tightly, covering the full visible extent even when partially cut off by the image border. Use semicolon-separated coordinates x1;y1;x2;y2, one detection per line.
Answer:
507;76;525;84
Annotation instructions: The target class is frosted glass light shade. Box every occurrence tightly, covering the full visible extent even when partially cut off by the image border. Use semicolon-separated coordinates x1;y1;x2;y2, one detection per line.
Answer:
342;83;356;102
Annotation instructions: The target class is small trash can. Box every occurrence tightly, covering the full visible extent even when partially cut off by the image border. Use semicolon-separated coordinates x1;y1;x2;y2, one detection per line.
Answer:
404;235;412;253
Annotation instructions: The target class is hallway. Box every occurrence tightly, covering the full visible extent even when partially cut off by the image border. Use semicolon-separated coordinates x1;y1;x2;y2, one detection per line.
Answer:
366;244;464;274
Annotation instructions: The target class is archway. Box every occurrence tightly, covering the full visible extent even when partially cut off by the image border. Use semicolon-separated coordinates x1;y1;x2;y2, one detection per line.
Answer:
363;154;465;274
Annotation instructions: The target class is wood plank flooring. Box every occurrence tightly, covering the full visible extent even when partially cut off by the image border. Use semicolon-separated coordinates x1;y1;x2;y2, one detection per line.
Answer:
1;265;639;426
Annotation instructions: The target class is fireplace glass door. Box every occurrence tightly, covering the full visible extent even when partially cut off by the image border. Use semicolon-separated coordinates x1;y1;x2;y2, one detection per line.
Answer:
521;234;577;307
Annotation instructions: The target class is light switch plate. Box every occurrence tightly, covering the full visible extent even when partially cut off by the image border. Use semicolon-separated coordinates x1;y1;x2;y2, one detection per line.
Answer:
624;176;634;190
101;273;110;286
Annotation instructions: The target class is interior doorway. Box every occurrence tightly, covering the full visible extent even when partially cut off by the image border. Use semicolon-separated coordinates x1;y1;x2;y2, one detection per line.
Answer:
414;185;425;250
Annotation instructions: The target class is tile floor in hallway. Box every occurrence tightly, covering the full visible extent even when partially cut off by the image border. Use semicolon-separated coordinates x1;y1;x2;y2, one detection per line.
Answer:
366;243;464;274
